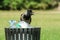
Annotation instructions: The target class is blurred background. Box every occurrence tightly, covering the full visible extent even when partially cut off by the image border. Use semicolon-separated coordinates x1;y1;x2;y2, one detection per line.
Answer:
0;0;60;40
0;0;59;10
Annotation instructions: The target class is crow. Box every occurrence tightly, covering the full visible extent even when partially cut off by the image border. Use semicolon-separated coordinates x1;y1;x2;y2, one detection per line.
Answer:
20;9;33;24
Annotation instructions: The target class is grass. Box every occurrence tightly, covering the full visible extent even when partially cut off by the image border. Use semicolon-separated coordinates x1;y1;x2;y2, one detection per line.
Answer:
0;10;60;40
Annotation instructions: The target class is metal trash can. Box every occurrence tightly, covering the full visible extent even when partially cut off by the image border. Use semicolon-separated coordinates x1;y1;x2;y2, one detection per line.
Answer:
5;28;41;40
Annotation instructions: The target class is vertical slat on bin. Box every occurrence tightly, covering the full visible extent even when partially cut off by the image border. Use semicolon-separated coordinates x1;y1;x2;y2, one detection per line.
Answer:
24;28;27;40
27;28;31;40
5;28;8;40
32;28;36;40
16;29;18;40
7;28;11;40
7;29;11;40
26;28;29;40
12;29;15;40
34;28;37;40
34;28;40;40
18;28;20;40
10;29;13;40
10;29;12;40
37;28;40;40
23;29;24;40
14;29;16;40
20;28;23;40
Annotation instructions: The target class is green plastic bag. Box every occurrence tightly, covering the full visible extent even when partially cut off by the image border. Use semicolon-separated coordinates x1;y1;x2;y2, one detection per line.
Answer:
16;23;21;28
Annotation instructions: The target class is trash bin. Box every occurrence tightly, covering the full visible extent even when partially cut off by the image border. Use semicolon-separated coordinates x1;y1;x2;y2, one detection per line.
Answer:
5;28;41;40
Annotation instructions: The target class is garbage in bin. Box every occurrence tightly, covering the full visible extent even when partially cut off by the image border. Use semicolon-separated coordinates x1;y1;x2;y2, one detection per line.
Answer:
9;20;32;28
9;20;16;28
16;21;32;28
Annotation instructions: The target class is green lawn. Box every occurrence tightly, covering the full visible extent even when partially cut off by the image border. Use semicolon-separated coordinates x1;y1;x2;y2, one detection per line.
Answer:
0;10;60;40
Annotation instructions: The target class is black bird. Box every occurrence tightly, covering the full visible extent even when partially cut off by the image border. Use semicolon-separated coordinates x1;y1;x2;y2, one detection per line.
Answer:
20;9;33;24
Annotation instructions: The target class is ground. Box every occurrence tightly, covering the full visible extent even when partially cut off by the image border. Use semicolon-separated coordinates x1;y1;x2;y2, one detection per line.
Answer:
0;10;60;40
